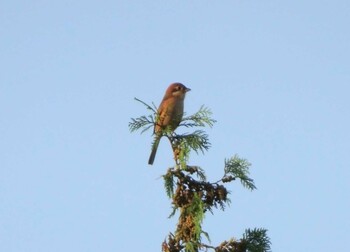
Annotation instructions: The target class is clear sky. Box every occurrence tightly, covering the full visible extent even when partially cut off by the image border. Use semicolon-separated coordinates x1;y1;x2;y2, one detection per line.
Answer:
1;1;349;251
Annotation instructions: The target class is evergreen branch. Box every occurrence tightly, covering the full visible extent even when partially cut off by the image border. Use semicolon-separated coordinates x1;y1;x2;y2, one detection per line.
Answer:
178;130;211;154
224;155;256;191
184;166;207;181
198;243;216;251
216;238;240;252
194;166;206;181
177;139;191;168
128;98;156;134
163;169;175;198
134;97;157;113
181;105;216;128
128;115;154;133
218;200;226;212
201;231;211;244
242;228;271;252
168;206;178;219
185;241;196;252
181;192;204;245
215;229;271;252
196;169;207;182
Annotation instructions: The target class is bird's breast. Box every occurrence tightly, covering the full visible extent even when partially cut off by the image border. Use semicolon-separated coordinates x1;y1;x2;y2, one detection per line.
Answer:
156;97;184;132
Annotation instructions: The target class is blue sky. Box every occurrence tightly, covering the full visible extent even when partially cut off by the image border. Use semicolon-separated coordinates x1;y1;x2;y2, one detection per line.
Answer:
1;1;349;251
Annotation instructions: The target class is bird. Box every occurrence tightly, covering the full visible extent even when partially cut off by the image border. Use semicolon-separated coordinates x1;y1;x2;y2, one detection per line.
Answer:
148;82;191;165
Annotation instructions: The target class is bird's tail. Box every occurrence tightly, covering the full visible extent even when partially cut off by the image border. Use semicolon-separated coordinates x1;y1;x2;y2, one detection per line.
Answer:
148;136;161;165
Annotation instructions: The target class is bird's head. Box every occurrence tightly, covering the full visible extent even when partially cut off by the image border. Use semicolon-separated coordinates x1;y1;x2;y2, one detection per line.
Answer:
165;82;191;99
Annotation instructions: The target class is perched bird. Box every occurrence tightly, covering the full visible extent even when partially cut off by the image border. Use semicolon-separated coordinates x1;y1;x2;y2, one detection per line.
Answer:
148;83;191;165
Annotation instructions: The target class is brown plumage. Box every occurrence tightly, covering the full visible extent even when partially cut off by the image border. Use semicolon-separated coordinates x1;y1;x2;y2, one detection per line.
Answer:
148;83;191;165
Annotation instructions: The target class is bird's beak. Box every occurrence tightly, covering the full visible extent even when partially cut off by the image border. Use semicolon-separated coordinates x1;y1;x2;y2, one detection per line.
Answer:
185;87;191;92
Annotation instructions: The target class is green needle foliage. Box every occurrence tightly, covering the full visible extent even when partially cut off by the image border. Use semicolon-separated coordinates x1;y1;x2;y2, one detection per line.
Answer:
223;156;257;191
129;98;271;252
